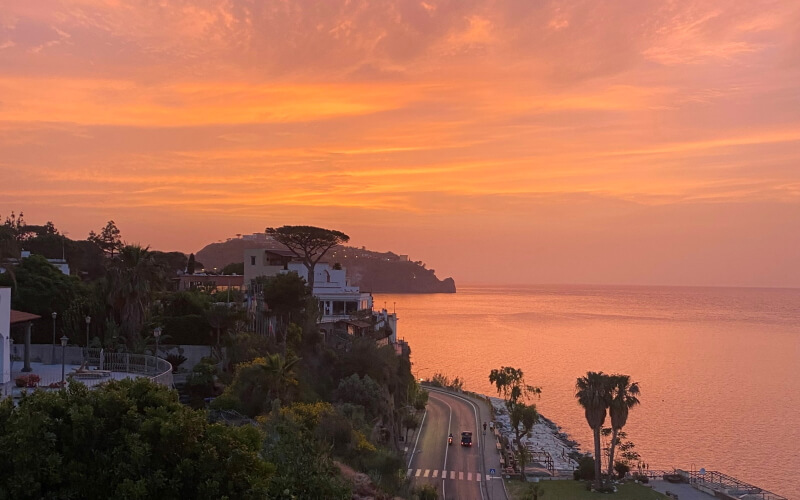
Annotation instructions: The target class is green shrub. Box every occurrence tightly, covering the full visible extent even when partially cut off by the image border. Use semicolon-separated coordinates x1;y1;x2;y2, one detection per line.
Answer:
413;484;438;500
315;410;353;454
614;461;630;479
349;447;404;495
185;359;217;402
574;456;595;480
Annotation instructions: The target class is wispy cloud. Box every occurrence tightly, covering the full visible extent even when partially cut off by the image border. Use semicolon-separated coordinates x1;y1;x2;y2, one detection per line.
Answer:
2;0;800;285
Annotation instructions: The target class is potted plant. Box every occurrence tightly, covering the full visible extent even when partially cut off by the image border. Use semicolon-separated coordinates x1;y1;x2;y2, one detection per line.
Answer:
14;374;41;388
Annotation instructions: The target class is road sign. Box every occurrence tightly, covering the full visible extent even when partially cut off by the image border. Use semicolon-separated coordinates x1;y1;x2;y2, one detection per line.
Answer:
489;468;496;475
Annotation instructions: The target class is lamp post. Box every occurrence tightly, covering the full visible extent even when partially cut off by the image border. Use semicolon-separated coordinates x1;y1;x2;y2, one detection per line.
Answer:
60;335;68;387
84;315;91;363
153;327;162;358
51;311;57;364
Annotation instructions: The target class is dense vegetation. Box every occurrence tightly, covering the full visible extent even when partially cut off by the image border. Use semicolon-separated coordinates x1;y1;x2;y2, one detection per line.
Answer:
1;215;425;497
0;379;272;499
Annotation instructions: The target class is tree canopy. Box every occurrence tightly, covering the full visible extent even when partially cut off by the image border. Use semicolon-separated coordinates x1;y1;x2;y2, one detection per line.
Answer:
606;374;640;478
259;271;309;336
106;244;165;344
221;261;243;275
489;366;541;412
0;254;88;317
265;225;349;289
0;378;272;500
576;371;612;487
510;403;539;481
88;220;122;258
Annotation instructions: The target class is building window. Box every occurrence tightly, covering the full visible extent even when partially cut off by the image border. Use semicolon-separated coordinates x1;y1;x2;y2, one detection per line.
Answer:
333;301;345;315
250;256;256;265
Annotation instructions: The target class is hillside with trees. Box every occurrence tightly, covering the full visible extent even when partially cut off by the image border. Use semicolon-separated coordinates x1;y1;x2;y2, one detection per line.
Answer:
1;215;433;498
196;236;456;293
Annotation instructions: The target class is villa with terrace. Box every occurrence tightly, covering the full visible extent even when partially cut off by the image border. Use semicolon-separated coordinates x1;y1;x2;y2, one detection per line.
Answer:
244;249;399;347
1;287;173;398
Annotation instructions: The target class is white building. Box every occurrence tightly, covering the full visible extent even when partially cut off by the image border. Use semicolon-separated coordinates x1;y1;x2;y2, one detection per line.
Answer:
0;288;10;390
0;250;70;276
244;249;397;344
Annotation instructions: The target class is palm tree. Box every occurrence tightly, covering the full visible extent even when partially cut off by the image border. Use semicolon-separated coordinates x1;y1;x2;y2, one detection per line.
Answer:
107;245;164;345
576;371;611;488
607;375;640;479
261;352;301;403
206;303;241;358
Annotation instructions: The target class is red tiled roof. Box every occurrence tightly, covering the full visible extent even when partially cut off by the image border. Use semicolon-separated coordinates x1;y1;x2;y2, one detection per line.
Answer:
10;310;40;324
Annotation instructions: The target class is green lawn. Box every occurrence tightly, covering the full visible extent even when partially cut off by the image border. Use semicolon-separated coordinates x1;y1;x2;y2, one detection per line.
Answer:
505;479;669;500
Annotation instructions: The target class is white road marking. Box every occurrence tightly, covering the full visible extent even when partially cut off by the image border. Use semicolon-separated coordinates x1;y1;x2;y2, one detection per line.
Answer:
415;469;422;477
468;472;473;481
459;471;464;480
427;388;488;500
406;469;412;478
477;473;482;482
450;470;456;479
424;469;430;478
433;470;439;478
407;407;427;470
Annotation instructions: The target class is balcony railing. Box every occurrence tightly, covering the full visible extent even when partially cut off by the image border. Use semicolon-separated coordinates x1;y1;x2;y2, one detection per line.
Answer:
8;345;173;393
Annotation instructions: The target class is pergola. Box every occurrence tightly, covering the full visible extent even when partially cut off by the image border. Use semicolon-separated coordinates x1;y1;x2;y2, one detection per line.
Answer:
10;309;40;373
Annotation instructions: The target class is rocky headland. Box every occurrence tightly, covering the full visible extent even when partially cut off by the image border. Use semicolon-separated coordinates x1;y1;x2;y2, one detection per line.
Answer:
195;236;456;294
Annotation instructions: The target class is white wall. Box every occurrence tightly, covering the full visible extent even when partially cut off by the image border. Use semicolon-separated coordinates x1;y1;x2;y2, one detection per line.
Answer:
0;288;10;387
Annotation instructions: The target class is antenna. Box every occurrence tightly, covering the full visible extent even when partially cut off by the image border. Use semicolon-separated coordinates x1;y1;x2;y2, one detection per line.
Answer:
62;232;69;261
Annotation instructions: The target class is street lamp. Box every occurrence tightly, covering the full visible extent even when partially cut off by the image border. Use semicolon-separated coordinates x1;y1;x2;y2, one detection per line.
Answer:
153;327;162;358
60;335;69;387
51;311;57;364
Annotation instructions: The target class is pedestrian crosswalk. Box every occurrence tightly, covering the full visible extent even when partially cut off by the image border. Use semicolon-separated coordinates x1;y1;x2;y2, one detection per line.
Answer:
407;469;482;482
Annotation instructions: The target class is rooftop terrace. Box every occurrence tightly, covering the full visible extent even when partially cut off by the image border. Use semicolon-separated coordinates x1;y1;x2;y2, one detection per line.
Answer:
5;345;172;397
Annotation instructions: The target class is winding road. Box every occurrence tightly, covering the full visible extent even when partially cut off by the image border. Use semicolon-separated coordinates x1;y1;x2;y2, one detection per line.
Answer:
407;389;507;500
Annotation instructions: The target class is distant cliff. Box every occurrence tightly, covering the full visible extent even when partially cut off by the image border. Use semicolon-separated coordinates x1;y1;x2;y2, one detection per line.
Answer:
195;238;456;293
326;247;456;293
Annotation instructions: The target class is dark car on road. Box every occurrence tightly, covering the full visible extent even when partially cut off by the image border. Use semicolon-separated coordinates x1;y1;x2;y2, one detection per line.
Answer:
461;431;473;447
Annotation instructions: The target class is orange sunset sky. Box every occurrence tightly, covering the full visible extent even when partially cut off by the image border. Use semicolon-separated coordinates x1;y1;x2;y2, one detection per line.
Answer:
2;1;800;287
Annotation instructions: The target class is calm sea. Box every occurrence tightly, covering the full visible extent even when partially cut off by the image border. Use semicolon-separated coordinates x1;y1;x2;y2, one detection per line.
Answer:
375;285;800;498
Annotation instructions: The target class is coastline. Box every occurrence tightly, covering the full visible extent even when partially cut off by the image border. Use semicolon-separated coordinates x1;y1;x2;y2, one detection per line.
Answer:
487;396;582;473
429;384;584;474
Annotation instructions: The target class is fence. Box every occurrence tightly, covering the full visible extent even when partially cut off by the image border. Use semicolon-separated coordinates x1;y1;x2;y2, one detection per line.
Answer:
90;349;173;388
684;469;788;500
9;345;173;391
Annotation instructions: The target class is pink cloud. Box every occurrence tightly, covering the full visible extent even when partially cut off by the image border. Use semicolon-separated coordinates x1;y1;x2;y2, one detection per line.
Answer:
1;0;799;286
